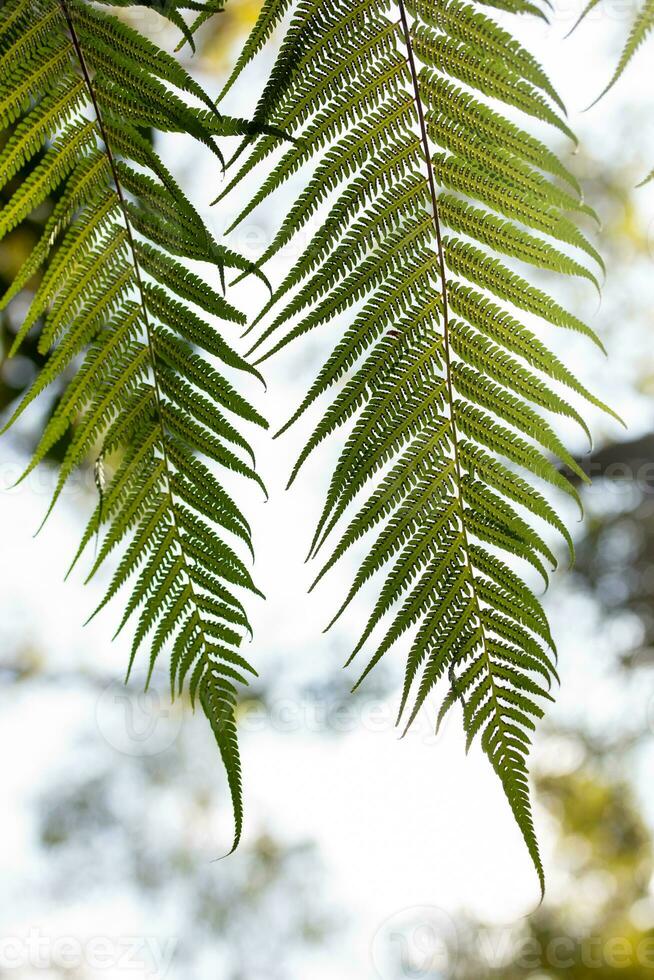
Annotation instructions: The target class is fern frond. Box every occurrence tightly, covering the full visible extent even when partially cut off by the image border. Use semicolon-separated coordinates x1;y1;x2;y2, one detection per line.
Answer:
0;0;268;851
224;0;617;889
571;0;654;105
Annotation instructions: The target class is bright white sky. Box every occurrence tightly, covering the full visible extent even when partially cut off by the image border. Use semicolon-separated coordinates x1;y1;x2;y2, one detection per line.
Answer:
2;3;654;978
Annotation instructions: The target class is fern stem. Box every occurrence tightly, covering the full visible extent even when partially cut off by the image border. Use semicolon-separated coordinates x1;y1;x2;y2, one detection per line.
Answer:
397;0;496;721
397;18;543;889
58;0;215;685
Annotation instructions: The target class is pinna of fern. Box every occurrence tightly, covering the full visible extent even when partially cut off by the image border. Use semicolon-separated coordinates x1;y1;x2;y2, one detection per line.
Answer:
569;0;654;102
569;0;654;182
0;0;271;850
221;0;621;890
98;0;227;49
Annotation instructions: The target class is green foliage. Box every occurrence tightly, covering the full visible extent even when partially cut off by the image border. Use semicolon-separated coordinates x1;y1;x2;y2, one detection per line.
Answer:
222;0;619;889
0;0;268;850
571;0;654;114
572;0;654;189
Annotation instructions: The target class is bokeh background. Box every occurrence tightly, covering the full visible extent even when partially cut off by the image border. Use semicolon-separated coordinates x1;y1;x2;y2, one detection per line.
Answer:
2;1;654;977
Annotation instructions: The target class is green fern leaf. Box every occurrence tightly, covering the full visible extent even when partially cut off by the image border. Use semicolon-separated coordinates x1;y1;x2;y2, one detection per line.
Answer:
572;0;654;106
223;0;619;890
0;0;268;852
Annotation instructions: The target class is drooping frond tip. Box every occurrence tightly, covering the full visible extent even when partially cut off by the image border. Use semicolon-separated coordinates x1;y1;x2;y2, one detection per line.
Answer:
222;0;617;890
